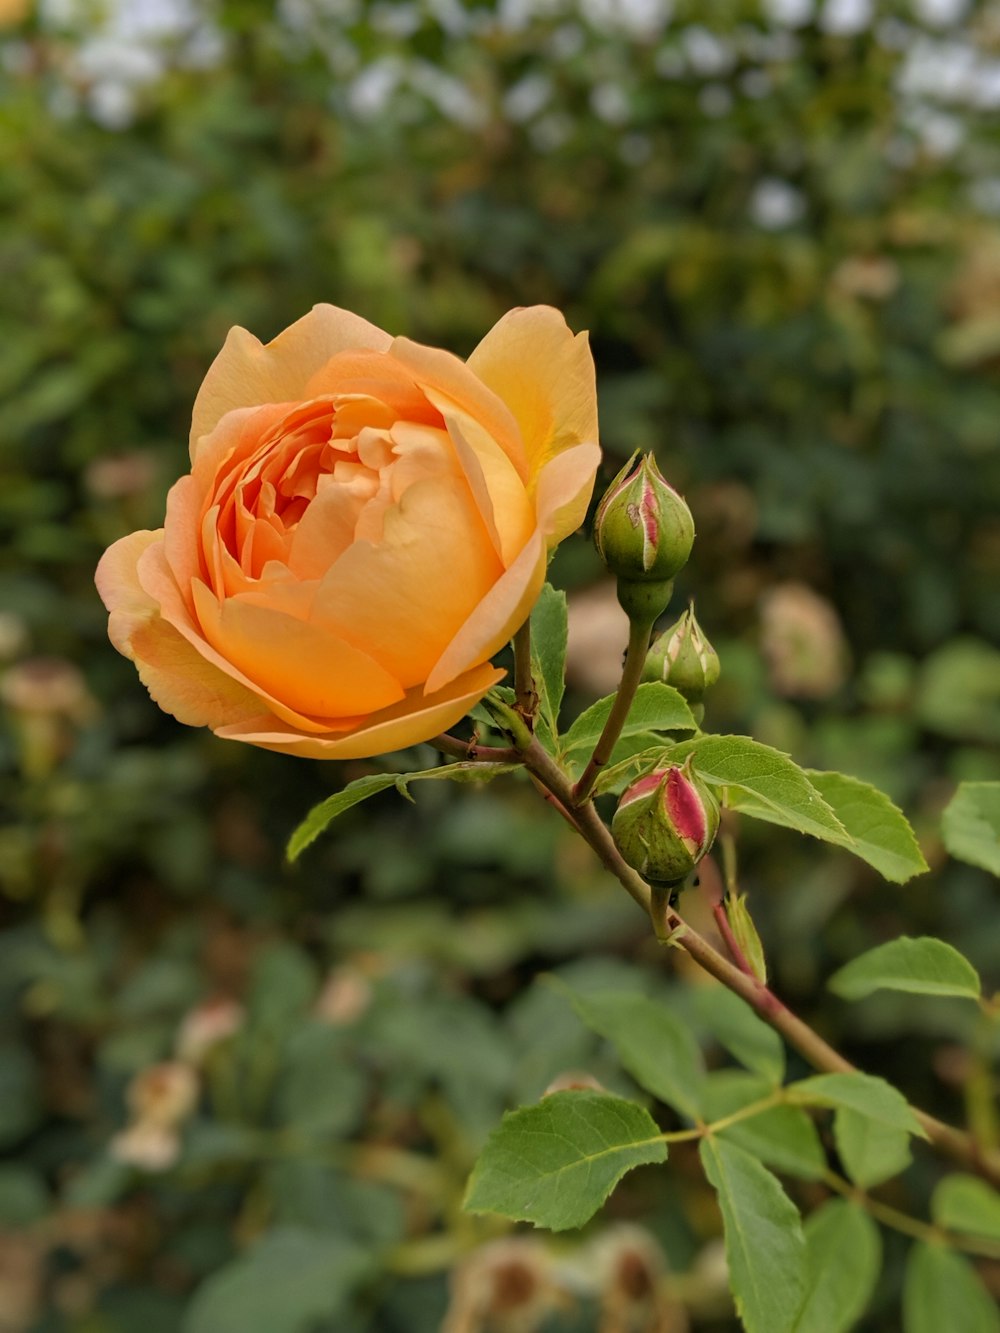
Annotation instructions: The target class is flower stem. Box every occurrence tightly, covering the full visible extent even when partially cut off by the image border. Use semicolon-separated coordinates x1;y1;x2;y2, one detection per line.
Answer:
512;619;535;723
572;614;653;804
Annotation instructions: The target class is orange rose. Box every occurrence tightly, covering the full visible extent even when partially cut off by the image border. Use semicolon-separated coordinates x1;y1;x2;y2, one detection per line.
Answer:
96;305;600;759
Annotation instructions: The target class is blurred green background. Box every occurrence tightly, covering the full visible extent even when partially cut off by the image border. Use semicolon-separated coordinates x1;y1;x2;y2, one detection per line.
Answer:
1;1;999;1329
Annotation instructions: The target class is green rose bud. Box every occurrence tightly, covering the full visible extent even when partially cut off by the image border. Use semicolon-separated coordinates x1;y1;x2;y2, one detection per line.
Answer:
594;452;694;579
611;759;720;888
642;604;720;704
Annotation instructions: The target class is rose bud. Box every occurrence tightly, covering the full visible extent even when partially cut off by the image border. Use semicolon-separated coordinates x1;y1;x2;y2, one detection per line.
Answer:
611;761;719;887
642;604;720;704
594;452;694;622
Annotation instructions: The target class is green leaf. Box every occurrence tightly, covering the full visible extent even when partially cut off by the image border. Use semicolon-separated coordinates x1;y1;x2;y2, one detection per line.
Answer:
932;1174;1000;1243
667;736;847;844
562;682;697;757
834;1107;912;1188
728;765;928;880
183;1228;372;1333
828;936;981;1002
530;582;568;747
793;1200;881;1333
807;770;929;883
903;1244;1000;1333
942;782;1000;875
688;987;785;1084
788;1073;926;1136
704;1072;826;1180
554;982;705;1118
287;762;515;860
464;1091;667;1230
700;1137;806;1333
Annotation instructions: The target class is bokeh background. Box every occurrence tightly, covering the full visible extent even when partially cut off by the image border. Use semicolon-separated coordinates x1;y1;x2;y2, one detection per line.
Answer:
2;1;1000;1329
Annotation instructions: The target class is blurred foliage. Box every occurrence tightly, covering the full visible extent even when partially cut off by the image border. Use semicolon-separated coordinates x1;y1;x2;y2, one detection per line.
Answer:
1;0;999;1329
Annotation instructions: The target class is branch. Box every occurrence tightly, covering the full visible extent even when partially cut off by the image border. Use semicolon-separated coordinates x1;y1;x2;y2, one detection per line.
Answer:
572;614;653;804
517;737;1000;1189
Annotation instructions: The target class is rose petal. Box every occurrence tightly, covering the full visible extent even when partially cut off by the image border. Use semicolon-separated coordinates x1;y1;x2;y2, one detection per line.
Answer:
130;616;266;729
96;530;263;728
534;441;602;549
312;474;502;688
466;306;599;483
96;529;163;655
190;305;392;457
424;529;546;695
135;542;342;734
191;582;406;719
388;336;527;480
214;663;505;759
443;409;535;567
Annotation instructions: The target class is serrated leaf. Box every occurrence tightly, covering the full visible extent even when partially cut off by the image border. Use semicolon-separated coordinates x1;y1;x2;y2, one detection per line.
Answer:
793;1200;881;1333
530;583;568;748
932;1174;1000;1242
788;1073;925;1136
183;1228;371;1333
828;936;981;1002
667;736;847;844
834;1107;912;1188
554;982;705;1118
562;682;697;757
942;782;1000;875
704;1072;826;1180
463;1091;667;1230
700;1137;807;1333
287;762;516;860
903;1244;1000;1333
807;770;929;883
688;987;785;1084
729;768;927;881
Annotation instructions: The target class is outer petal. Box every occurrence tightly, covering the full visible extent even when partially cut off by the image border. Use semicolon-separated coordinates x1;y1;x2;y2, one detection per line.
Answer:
135;542;347;735
466;306;599;485
96;529;163;656
129;617;268;730
214;662;505;759
190;305;392;457
95;529;263;728
190;583;406;719
534;442;602;549
424;530;546;695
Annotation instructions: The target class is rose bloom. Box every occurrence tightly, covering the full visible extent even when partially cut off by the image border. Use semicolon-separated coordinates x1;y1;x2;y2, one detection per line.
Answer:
97;305;599;758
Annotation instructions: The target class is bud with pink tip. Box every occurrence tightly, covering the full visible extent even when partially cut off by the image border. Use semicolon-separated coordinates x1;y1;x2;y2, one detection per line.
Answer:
611;760;719;887
593;452;695;623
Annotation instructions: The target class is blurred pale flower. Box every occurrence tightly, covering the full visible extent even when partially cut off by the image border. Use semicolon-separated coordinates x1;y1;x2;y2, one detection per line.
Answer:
443;1238;564;1333
314;964;374;1026
760;582;850;699
0;657;94;721
542;1071;607;1096
831;255;900;301
125;1061;199;1128
593;1224;688;1333
109;1121;182;1173
111;1061;199;1173
175;996;245;1062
